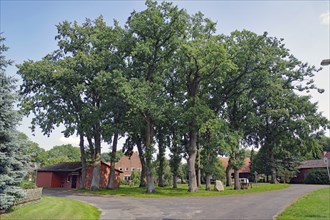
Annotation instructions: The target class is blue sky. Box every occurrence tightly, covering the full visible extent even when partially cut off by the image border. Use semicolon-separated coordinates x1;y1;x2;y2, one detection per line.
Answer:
1;0;329;151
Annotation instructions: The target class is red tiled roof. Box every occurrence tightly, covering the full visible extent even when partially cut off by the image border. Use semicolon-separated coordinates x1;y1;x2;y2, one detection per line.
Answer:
298;160;328;169
219;157;251;173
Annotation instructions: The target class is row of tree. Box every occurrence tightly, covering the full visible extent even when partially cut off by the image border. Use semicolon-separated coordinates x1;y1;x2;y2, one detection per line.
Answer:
17;1;329;192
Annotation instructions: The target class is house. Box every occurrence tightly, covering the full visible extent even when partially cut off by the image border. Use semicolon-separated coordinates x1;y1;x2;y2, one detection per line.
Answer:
115;151;142;181
290;159;328;183
219;157;251;179
36;161;123;189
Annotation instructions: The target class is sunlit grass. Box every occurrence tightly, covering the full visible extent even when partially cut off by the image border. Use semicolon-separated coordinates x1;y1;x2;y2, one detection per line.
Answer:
1;196;101;220
277;187;330;220
78;183;289;198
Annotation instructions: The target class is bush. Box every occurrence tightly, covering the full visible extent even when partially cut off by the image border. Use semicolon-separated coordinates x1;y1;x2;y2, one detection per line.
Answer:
304;169;330;184
20;180;36;189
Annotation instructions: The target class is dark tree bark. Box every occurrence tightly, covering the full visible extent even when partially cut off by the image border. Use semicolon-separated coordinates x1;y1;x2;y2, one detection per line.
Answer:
170;131;181;189
197;137;201;188
172;175;178;188
108;132;118;189
187;130;198;192
137;137;146;188
157;131;165;187
91;122;101;190
145;115;155;193
226;159;232;187
79;134;87;189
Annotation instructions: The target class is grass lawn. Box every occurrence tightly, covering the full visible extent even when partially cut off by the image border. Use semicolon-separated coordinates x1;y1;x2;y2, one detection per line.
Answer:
1;196;101;220
78;183;289;198
277;187;330;220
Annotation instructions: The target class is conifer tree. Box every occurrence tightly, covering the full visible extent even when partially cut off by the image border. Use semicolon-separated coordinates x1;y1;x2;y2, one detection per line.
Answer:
0;35;28;211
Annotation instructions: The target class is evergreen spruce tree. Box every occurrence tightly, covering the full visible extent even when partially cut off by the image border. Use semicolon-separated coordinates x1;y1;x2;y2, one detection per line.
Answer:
0;35;28;212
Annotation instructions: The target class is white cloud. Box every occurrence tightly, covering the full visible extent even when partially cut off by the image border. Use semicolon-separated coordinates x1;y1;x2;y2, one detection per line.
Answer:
320;12;330;25
59;136;80;146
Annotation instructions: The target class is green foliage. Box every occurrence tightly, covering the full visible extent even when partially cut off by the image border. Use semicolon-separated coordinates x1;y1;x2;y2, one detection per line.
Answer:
0;36;28;211
16;1;329;192
20;133;48;167
304;169;330;185
131;170;141;186
153;159;172;186
20;180;36;189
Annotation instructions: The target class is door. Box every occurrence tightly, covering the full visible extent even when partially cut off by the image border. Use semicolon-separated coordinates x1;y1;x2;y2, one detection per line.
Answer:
71;175;77;188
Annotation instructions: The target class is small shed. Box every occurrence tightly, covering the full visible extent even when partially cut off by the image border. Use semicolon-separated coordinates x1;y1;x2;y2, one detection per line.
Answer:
291;159;328;183
36;161;122;189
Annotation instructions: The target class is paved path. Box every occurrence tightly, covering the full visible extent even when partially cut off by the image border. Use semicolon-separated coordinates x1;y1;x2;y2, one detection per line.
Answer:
43;184;329;220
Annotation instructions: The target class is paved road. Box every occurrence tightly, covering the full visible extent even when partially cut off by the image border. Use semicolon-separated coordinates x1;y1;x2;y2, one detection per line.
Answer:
43;184;329;220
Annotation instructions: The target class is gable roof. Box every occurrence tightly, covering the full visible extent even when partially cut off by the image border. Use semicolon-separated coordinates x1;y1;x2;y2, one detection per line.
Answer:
38;161;123;173
116;151;142;169
298;159;327;169
219;157;251;173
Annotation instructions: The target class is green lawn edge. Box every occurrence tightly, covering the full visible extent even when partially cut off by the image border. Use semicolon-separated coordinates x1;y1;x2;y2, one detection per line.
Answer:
276;187;330;220
1;196;101;220
77;183;289;198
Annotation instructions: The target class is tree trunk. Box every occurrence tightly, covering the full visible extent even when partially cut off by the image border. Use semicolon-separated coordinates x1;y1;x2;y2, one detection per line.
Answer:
197;138;201;187
205;174;211;191
226;162;232;187
170;130;180;189
91;126;101;190
270;151;278;184
172;175;177;188
187;131;198;192
79;134;86;189
137;140;146;188
157;131;165;187
108;133;118;189
145;115;155;193
271;169;278;184
234;169;240;190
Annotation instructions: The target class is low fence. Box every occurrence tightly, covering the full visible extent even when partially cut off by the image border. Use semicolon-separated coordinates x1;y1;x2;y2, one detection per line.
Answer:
16;188;43;205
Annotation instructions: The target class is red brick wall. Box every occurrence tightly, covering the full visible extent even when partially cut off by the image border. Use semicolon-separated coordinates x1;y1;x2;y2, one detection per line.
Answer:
85;163;121;189
37;163;120;189
116;152;142;180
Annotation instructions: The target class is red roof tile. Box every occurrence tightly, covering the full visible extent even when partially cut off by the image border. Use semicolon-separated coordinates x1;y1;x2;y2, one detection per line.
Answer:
219;157;251;173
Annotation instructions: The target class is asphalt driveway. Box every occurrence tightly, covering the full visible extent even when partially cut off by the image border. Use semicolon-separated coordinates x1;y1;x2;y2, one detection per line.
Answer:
43;184;329;220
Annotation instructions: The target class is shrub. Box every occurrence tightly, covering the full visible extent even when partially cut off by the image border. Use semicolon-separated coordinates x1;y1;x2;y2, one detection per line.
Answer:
20;180;36;189
304;169;330;184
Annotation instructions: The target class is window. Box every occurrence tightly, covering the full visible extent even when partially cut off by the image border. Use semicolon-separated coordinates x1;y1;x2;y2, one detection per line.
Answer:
125;167;129;172
124;176;131;181
131;167;135;171
137;168;141;171
67;176;71;182
119;167;123;171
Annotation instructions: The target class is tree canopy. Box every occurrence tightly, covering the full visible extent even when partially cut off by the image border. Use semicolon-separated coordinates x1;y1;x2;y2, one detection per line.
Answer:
16;0;329;192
